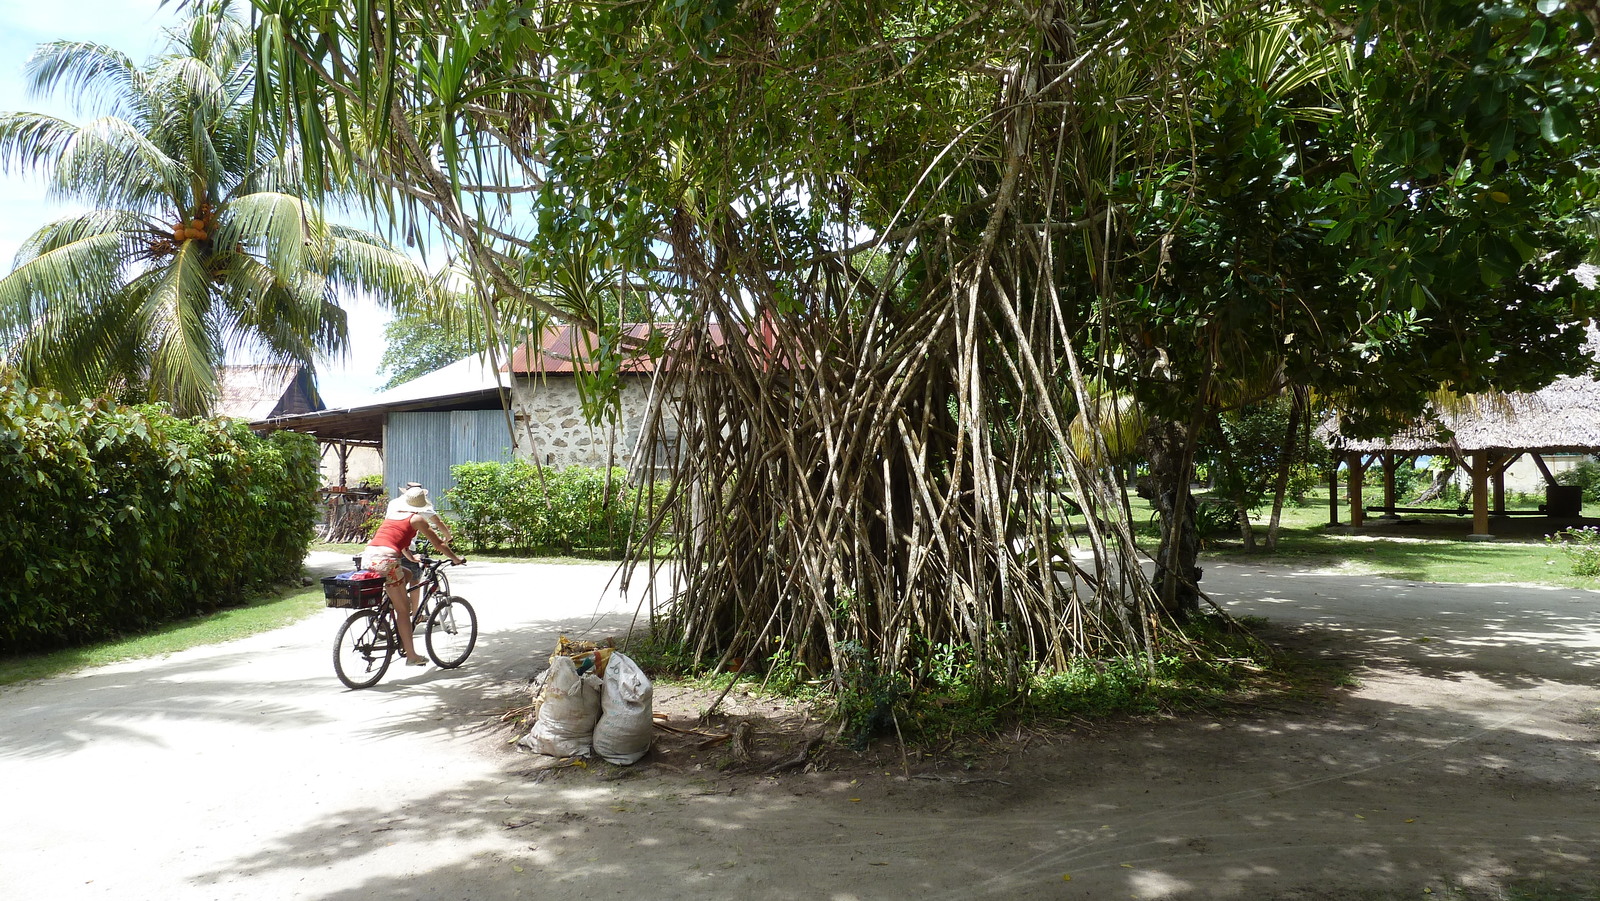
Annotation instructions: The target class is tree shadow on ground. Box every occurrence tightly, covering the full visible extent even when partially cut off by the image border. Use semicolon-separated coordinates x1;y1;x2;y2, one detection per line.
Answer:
1206;563;1600;690
190;675;1600;901
0;647;339;760
180;565;1600;901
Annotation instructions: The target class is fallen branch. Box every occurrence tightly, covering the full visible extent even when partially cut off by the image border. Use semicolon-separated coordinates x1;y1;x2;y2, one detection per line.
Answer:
910;775;1012;786
695;734;733;750
763;735;823;774
652;716;730;741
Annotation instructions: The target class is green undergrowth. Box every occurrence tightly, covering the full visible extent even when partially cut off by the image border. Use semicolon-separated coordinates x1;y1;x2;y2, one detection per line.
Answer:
626;613;1348;748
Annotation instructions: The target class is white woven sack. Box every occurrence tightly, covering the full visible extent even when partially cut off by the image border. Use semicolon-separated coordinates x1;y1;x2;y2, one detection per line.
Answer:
592;651;654;765
521;655;602;758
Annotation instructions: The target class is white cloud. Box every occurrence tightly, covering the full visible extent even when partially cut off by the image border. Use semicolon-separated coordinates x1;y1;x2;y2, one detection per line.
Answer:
318;293;396;408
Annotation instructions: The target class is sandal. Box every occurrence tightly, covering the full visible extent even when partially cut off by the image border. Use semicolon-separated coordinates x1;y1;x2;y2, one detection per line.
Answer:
406;655;429;666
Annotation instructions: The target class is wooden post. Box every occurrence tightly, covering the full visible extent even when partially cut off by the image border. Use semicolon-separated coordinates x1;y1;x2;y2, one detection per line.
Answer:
1471;451;1491;537
1328;463;1340;525
1349;454;1369;527
1382;452;1397;517
337;442;351;489
1491;452;1520;517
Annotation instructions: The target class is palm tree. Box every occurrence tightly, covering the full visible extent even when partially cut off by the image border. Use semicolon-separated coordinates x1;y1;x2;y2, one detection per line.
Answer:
0;1;432;415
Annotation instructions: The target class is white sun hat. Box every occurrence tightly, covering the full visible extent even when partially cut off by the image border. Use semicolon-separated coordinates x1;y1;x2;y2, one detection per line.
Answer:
385;483;436;518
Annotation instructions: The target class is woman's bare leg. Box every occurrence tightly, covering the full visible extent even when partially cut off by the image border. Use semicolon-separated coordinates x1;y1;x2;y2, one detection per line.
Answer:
387;579;424;663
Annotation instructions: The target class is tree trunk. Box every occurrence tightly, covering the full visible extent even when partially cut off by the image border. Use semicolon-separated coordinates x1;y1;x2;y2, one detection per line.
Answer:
1264;395;1302;551
1140;418;1203;620
1415;463;1456;504
1236;504;1256;551
1210;413;1256;551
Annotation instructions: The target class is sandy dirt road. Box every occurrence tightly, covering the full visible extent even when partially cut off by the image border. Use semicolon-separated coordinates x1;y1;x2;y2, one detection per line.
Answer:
1;555;1597;900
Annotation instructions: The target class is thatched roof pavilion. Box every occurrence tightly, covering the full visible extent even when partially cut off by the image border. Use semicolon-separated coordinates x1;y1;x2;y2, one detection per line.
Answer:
1321;329;1600;537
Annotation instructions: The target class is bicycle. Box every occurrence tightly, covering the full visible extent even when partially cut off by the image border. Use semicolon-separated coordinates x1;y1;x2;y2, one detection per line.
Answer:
331;553;479;689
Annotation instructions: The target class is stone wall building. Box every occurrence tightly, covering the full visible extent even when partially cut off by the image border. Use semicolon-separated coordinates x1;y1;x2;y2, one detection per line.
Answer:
509;376;652;469
504;324;662;472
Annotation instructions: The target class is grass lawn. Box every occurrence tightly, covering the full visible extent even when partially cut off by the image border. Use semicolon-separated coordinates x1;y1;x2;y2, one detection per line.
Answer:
0;583;326;687
1190;488;1600;590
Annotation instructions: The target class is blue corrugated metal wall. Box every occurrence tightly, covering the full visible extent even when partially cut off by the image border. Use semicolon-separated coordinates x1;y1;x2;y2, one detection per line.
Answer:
385;411;516;512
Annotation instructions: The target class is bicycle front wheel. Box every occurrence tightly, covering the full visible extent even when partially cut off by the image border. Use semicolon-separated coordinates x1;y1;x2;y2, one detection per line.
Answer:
426;596;478;669
334;609;394;689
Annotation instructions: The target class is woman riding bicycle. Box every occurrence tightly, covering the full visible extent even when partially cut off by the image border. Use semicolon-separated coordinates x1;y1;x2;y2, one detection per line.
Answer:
361;483;464;666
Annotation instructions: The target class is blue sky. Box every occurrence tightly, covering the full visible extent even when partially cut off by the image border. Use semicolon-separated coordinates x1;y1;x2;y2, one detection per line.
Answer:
0;0;395;407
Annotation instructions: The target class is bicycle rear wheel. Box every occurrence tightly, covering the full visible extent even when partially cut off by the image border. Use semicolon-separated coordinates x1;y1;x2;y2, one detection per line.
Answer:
425;597;478;668
334;609;394;689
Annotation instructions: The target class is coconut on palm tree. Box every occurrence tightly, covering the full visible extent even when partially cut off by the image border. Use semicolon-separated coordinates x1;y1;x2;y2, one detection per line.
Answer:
0;1;433;415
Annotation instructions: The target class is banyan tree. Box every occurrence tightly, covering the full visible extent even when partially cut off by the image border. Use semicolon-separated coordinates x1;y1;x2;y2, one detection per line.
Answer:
242;0;1600;696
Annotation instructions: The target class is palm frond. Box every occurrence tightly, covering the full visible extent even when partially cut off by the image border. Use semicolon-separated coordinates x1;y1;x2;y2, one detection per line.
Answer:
150;55;233;125
1069;392;1148;464
0;222;127;333
165;0;255;76
214;190;313;277
24;41;149;121
0;222;137;398
0;113;80;176
214;250;347;363
127;241;222;416
323;224;435;310
0;112;186;209
10;209;149;266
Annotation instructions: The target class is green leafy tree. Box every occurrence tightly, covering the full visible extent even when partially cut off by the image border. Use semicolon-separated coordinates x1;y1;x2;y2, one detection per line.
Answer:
378;311;484;388
241;0;1599;696
1201;397;1325;551
1120;1;1598;608
0;1;434;414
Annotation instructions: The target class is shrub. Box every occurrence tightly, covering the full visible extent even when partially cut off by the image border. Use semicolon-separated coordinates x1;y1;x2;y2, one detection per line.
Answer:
1546;526;1600;577
445;461;660;556
0;383;320;653
1193;498;1242;547
1390;460;1427;502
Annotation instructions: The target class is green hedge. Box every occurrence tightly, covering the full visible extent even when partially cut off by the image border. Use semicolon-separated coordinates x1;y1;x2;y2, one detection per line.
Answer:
0;384;320;654
446;462;657;556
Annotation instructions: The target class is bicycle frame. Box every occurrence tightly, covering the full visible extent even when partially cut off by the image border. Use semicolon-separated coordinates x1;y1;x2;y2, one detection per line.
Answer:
349;551;448;621
333;553;473;688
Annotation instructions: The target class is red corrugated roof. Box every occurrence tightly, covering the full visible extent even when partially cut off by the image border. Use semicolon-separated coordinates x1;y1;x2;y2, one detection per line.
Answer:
504;324;660;374
504;322;759;374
